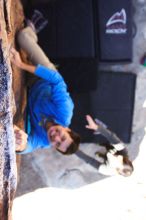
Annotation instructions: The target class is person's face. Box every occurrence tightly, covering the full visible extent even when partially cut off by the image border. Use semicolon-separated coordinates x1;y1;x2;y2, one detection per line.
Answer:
47;125;73;153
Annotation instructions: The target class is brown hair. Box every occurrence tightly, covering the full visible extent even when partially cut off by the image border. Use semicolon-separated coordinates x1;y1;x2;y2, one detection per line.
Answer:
57;130;81;155
118;156;134;177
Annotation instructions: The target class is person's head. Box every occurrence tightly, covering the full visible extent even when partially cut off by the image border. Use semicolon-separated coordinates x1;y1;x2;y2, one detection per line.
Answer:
116;156;134;177
107;152;134;177
47;124;80;155
101;142;134;177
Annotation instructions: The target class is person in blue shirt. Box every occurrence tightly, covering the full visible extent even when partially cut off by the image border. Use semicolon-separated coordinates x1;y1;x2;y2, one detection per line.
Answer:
11;24;80;155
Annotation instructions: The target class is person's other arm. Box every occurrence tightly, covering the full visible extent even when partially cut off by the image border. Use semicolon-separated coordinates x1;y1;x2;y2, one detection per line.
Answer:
14;125;50;154
14;125;28;152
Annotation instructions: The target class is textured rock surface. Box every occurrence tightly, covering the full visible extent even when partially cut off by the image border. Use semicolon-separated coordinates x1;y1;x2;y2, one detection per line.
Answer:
0;0;24;219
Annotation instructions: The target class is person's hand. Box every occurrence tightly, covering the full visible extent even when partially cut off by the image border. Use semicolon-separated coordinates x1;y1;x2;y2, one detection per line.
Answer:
10;48;23;69
14;125;28;152
85;115;98;131
10;47;36;74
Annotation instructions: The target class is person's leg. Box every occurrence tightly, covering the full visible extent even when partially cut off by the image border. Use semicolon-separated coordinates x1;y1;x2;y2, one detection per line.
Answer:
17;27;56;70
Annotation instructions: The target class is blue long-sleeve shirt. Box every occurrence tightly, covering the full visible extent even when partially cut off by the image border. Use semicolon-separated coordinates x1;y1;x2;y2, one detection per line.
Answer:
21;65;74;154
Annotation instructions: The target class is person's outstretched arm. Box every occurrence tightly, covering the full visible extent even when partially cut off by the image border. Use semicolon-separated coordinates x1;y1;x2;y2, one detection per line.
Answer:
85;115;124;147
10;48;60;82
11;48;74;127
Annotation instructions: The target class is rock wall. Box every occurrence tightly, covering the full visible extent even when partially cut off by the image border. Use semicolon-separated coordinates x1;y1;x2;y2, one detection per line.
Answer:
0;0;24;219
